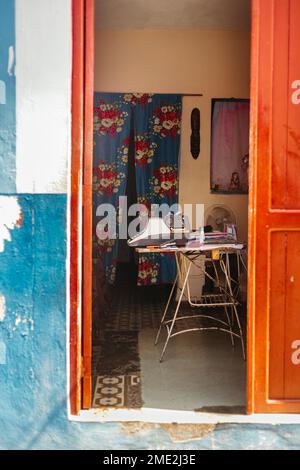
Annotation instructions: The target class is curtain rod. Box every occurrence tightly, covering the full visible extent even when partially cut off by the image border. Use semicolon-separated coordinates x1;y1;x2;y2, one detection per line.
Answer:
96;91;203;97
182;94;203;97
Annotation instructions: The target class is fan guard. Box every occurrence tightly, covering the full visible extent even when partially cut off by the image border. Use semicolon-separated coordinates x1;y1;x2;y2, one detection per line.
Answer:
205;204;237;232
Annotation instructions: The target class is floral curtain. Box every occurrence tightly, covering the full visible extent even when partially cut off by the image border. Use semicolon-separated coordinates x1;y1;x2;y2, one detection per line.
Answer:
134;94;182;286
93;93;131;283
93;92;182;286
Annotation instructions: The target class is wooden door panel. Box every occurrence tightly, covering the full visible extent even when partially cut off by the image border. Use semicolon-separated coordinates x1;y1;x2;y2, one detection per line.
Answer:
248;0;300;413
268;231;286;399
287;1;300;209
271;0;300;210
271;0;290;210
285;232;300;398
269;231;300;400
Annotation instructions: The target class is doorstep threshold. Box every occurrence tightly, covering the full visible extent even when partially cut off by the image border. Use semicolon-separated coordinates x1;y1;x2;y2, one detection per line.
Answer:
71;407;300;424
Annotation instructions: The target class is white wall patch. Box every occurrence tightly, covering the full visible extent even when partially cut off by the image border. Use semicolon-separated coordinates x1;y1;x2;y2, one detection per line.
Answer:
0;196;22;253
0;341;6;365
0;80;6;104
12;313;34;335
15;0;72;194
0;295;6;322
7;46;15;76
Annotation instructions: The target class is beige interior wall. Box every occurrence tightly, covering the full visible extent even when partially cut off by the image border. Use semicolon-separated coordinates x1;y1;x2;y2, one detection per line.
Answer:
95;29;250;241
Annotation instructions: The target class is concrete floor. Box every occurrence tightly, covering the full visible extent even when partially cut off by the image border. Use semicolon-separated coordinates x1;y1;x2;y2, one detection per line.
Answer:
139;328;246;411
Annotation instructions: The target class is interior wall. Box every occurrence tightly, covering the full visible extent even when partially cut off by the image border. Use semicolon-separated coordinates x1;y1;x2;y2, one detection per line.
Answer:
94;29;250;240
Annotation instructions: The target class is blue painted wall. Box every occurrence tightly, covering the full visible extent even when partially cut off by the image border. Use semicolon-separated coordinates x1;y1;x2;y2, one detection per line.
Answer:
0;194;68;447
0;0;16;193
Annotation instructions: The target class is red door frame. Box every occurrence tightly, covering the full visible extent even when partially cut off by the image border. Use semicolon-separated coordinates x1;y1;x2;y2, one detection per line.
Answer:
82;0;94;411
70;0;94;415
70;0;84;415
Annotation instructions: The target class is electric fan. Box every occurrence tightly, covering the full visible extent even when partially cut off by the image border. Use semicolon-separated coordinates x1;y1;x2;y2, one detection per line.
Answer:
205;204;237;232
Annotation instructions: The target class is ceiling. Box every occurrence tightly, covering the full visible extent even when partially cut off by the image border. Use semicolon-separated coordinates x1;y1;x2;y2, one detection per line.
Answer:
95;0;250;31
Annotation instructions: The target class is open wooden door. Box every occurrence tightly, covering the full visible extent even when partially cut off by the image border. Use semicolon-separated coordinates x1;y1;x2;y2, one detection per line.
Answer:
248;0;300;413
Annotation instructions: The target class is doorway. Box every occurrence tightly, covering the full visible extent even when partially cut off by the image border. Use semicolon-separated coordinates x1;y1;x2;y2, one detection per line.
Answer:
90;0;250;413
69;1;299;412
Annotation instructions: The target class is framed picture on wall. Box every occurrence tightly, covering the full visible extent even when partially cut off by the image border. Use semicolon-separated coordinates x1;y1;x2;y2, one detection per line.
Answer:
210;98;250;194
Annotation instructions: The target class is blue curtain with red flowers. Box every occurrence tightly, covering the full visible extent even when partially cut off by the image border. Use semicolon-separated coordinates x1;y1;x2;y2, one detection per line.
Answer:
93;93;132;284
93;92;182;286
134;94;182;286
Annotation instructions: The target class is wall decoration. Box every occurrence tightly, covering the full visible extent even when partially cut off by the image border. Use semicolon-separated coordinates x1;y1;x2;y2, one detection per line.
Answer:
211;99;250;194
190;107;200;159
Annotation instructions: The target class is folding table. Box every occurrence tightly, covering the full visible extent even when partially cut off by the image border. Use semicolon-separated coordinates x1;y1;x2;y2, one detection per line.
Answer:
137;243;246;362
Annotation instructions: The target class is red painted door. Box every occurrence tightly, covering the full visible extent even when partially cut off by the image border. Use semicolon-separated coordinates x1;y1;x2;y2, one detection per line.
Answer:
248;0;300;413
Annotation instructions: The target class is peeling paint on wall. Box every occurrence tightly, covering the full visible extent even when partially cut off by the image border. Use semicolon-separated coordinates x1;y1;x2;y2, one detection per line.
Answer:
0;79;6;104
0;339;6;364
7;46;15;76
0;294;5;321
12;312;34;335
121;422;216;443
0;194;68;449
0;196;22;252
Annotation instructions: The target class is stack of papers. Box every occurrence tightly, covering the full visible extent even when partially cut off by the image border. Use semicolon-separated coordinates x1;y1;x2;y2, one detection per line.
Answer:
187;230;237;245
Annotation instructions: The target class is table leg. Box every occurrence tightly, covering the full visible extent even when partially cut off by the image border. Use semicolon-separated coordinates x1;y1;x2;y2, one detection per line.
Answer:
159;254;192;362
221;253;245;360
155;270;179;345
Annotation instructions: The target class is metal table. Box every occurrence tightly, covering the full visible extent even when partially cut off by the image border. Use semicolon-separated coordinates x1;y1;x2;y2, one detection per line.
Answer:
137;243;247;362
